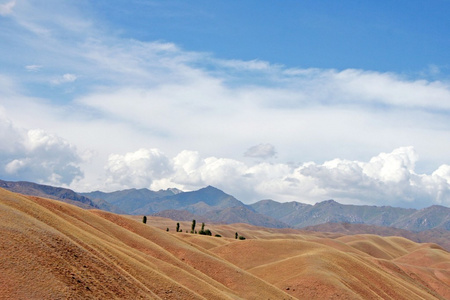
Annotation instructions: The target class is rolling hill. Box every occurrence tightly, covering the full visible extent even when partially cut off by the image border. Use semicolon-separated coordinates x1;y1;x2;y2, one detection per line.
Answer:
303;222;450;252
1;187;449;299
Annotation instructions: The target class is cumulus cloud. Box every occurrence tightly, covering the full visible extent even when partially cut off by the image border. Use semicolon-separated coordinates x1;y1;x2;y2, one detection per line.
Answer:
0;114;82;185
105;148;173;190
244;143;277;159
140;147;450;208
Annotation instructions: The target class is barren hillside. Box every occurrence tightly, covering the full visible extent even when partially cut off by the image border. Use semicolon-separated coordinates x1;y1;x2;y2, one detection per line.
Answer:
1;188;449;299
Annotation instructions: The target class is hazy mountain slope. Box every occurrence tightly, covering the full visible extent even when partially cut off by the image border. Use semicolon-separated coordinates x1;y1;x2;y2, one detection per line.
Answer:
152;207;288;229
0;179;98;209
81;187;181;213
251;198;449;232
250;199;310;220
134;185;245;215
287;200;415;228
392;205;450;231
203;206;288;228
152;209;207;223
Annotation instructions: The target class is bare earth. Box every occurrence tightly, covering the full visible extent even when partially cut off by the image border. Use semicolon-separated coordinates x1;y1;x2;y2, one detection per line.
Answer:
1;188;449;299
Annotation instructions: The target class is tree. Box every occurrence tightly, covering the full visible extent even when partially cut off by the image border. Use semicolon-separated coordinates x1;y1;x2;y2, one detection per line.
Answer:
191;219;196;233
199;222;206;235
176;222;180;232
143;216;147;224
166;228;169;232
235;232;238;239
198;222;212;236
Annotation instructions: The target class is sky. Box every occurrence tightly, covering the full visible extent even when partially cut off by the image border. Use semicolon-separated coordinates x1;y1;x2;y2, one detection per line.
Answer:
1;0;450;208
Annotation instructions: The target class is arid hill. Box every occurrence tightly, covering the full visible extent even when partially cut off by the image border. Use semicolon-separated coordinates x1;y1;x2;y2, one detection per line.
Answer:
1;187;449;299
303;222;450;252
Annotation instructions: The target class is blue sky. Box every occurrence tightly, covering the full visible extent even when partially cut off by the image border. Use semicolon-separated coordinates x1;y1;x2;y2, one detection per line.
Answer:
90;0;450;75
1;0;450;208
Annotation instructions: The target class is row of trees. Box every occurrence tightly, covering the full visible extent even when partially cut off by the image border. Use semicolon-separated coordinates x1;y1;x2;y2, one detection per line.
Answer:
184;220;212;235
143;216;244;239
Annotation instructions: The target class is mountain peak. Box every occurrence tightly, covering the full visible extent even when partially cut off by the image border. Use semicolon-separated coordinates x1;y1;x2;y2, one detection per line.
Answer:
316;199;339;206
199;185;227;195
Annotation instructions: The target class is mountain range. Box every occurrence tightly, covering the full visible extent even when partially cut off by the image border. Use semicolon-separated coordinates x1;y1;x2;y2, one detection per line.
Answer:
84;185;450;233
1;179;449;233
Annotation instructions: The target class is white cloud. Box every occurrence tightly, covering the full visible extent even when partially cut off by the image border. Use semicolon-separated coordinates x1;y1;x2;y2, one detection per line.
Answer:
244;143;277;159
362;147;418;183
51;73;77;85
105;148;173;190
25;64;42;72
149;147;450;208
0;114;82;185
0;0;15;16
1;0;450;209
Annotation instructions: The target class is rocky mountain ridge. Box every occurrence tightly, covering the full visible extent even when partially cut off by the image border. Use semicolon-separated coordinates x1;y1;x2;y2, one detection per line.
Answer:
1;179;449;232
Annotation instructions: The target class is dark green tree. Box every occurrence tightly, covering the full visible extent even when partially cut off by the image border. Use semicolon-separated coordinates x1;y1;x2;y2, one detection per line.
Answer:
142;216;147;224
191;219;196;233
199;222;206;235
235;232;238;239
176;222;180;232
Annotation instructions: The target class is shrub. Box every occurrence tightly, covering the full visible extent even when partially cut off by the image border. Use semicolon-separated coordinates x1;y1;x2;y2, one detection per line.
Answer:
215;234;222;237
239;236;246;240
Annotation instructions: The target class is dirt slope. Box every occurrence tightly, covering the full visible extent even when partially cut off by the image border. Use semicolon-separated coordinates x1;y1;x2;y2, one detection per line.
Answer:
1;188;449;299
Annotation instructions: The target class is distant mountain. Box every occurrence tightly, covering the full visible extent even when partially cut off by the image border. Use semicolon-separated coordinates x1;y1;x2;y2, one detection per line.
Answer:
152;209;207;223
391;205;450;231
134;186;245;215
250;199;309;220
0;179;99;209
81;187;182;213
2;179;449;233
203;206;288;228
153;206;288;229
87;185;286;228
251;199;448;232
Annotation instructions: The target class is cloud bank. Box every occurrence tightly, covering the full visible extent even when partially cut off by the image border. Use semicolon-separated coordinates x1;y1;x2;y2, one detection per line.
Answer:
0;114;82;185
0;1;449;208
96;146;450;208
